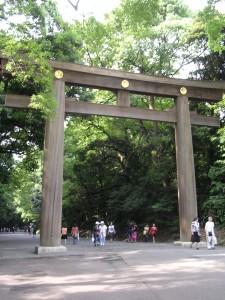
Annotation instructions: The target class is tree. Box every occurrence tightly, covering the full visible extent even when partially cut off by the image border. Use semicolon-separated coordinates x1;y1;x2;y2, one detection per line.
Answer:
187;0;225;225
0;0;85;227
62;112;178;233
0;0;83;117
202;161;225;226
9;154;43;224
103;0;198;77
200;0;225;53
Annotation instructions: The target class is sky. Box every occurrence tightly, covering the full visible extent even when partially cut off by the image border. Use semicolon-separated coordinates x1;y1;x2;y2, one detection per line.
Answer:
55;0;210;22
55;0;121;22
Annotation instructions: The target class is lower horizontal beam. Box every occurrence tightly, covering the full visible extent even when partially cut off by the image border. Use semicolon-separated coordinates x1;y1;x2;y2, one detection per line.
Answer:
5;94;30;108
190;112;220;127
66;100;220;127
65;99;177;123
4;94;220;127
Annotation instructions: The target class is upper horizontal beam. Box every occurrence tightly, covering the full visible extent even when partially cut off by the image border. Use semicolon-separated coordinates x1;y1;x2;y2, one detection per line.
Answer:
4;94;220;127
48;60;224;102
1;57;224;101
48;60;224;90
61;70;223;101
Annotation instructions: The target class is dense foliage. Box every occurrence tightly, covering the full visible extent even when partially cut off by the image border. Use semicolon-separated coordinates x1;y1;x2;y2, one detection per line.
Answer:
0;0;224;238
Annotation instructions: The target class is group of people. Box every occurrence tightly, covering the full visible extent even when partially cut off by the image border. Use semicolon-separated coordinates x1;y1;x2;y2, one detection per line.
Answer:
126;221;157;243
61;221;116;246
61;223;79;245
61;216;217;249
143;223;157;243
191;216;217;250
92;221;116;246
24;224;37;237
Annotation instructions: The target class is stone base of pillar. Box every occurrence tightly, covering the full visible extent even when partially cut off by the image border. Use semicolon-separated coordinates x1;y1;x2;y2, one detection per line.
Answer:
35;245;67;254
174;241;206;248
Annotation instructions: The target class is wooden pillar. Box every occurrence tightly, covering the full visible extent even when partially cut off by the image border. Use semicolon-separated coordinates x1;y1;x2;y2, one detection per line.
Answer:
175;96;198;242
36;78;66;253
149;95;158;135
117;90;130;107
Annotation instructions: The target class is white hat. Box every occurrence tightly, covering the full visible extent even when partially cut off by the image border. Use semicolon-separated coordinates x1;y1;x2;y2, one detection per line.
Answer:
95;221;99;224
100;221;104;224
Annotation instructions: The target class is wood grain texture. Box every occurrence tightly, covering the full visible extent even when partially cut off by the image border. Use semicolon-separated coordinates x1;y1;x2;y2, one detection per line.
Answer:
1;56;224;100
175;96;198;242
117;90;130;107
46;59;224;101
62;70;223;101
5;94;220;127
48;59;224;89
40;79;65;247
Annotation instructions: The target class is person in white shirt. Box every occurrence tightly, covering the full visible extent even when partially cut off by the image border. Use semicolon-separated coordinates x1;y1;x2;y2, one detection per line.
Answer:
205;216;216;250
108;222;116;243
99;221;107;246
190;217;200;250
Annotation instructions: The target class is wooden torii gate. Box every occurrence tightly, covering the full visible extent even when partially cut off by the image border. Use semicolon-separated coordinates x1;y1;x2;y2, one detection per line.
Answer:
2;58;224;253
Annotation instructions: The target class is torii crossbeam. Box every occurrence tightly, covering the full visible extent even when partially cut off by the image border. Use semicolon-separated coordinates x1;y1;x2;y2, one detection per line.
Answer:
1;58;224;252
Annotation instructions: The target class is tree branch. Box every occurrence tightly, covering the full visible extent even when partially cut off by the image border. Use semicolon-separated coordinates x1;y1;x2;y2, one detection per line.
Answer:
67;0;80;11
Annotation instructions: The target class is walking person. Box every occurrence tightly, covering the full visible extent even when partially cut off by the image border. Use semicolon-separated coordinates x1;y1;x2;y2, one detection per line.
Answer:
205;216;216;250
71;223;79;245
24;225;28;235
32;224;37;238
30;224;34;236
150;223;157;243
61;226;68;245
126;220;133;243
143;223;150;243
108;222;116;242
28;225;31;235
190;217;200;250
93;221;100;246
131;222;138;243
99;221;107;246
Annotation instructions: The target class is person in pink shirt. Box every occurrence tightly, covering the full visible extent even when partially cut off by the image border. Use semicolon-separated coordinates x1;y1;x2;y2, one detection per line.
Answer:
71;224;79;245
61;226;68;245
150;224;157;243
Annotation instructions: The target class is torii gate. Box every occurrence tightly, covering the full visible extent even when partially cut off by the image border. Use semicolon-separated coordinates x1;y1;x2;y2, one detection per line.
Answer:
1;58;224;253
